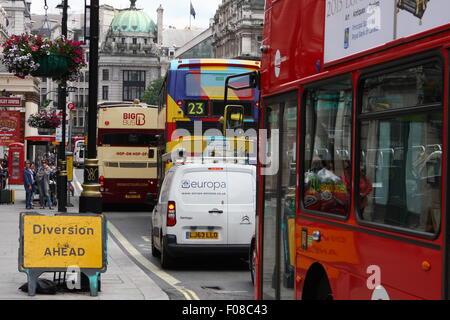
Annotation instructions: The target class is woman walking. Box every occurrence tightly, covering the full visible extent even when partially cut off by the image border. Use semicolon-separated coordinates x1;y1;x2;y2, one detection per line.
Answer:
36;160;53;210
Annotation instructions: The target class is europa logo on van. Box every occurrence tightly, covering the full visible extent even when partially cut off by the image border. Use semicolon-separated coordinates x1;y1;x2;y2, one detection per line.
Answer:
181;179;226;190
122;113;146;126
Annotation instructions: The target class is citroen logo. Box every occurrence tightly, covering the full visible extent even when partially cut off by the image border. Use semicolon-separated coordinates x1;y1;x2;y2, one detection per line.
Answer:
240;215;251;225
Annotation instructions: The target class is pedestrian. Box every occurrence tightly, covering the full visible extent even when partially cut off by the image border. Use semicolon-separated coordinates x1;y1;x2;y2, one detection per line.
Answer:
23;161;34;210
30;162;37;204
0;161;6;190
36;159;53;210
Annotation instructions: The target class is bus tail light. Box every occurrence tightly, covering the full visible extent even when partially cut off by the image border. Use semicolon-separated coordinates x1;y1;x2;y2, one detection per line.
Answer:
176;100;184;107
167;201;176;227
99;176;104;187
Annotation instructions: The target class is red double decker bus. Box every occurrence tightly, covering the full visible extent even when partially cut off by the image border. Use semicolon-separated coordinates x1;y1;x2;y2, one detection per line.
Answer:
251;0;450;300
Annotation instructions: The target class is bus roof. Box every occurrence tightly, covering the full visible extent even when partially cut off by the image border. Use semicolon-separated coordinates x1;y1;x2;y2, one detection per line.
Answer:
169;58;260;71
97;101;158;109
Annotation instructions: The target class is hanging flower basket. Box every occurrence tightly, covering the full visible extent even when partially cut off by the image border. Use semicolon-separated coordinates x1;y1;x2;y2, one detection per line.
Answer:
37;127;56;135
1;34;86;82
27;111;61;130
31;54;69;78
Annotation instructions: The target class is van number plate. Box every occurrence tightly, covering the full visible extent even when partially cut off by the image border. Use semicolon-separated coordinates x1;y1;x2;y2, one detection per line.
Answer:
187;232;218;239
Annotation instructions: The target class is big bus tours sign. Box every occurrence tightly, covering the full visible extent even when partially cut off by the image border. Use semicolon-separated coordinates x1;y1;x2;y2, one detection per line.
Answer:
19;213;107;296
324;0;450;64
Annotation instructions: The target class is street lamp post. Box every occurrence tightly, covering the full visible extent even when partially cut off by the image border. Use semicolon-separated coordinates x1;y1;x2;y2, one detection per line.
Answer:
57;0;68;213
79;0;102;213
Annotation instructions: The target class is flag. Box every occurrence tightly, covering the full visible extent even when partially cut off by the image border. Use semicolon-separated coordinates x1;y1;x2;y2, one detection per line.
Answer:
190;1;196;19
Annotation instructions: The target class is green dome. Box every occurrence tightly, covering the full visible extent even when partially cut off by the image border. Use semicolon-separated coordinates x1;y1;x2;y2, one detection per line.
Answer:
111;9;156;34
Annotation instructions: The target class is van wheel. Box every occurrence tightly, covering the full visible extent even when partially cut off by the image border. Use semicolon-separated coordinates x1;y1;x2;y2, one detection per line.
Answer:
151;234;160;257
250;244;256;285
160;237;175;269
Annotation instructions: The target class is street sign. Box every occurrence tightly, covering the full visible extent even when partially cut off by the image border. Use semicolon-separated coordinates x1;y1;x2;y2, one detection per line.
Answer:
67;102;75;112
0;97;21;107
55;126;69;143
19;212;107;296
21;214;105;269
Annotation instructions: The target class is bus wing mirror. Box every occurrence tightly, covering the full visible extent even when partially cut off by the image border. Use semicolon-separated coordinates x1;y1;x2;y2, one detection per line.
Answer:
223;105;244;133
224;71;259;107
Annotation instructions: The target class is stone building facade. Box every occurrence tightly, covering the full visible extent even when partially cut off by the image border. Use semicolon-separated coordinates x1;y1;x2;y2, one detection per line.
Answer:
99;1;161;103
212;0;264;60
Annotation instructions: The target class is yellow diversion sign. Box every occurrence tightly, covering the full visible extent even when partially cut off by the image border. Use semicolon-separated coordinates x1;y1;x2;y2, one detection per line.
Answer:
20;213;105;269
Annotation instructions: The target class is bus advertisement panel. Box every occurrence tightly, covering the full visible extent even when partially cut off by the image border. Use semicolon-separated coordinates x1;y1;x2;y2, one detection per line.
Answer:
97;104;163;204
324;0;450;63
254;0;450;300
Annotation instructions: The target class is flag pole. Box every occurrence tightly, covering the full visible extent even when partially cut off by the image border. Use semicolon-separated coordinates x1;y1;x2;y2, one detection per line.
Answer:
189;2;191;29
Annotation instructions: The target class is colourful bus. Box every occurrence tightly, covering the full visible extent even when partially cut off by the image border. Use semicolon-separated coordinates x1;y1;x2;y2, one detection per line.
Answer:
246;0;450;300
158;59;260;169
97;102;164;204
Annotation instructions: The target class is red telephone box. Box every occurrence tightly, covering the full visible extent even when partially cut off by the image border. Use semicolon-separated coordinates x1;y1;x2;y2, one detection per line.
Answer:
8;143;24;184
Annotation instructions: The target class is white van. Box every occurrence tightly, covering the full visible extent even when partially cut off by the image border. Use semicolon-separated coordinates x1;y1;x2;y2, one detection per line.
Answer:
73;141;85;167
151;163;256;268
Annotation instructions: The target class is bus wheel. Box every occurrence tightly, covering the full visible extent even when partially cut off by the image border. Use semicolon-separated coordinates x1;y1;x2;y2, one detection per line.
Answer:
151;233;160;257
160;236;175;269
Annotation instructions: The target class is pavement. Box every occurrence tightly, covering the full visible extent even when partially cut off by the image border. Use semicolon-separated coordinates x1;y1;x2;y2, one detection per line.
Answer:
0;183;169;300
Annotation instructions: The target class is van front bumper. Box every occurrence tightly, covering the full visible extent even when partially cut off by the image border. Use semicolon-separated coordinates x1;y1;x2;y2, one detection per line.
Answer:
164;235;249;258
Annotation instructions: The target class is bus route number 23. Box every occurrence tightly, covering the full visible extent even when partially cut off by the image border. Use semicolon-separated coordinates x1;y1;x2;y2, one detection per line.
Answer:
186;102;206;116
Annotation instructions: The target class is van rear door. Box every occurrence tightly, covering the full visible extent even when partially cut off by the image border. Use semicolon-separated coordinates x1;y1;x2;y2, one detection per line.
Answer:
226;165;256;245
174;166;228;245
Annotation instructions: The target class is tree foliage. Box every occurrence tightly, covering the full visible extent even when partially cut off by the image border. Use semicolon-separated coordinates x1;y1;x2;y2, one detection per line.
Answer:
142;77;164;106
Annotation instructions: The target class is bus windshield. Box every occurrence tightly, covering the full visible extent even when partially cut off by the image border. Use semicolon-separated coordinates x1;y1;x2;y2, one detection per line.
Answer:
185;73;253;99
100;133;160;147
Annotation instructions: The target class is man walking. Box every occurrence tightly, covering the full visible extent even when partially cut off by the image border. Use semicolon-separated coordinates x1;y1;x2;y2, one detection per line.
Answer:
23;161;34;209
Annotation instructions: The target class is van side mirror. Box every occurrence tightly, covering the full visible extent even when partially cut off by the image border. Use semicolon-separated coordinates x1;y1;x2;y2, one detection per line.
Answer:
223;105;244;133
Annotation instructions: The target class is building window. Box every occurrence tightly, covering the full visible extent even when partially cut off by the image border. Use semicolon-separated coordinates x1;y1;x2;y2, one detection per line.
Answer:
102;86;109;100
73;109;85;128
123;70;146;101
122;38;126;44
85;71;89;83
144;38;147;45
102;69;109;81
132;38;137;44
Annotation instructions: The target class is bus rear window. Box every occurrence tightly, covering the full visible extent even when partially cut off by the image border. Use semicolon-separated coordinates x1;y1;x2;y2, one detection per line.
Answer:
185;73;253;99
100;133;159;146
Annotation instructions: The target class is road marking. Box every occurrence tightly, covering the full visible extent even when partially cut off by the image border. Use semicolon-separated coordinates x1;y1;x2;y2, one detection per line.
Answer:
108;222;199;300
141;236;151;242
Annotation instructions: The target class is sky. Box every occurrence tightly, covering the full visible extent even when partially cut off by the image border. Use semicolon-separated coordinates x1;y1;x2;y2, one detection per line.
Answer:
30;0;223;29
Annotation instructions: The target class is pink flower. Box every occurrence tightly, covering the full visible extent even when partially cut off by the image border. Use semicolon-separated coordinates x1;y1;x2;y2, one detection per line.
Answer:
31;46;39;52
74;58;80;63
